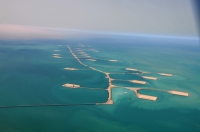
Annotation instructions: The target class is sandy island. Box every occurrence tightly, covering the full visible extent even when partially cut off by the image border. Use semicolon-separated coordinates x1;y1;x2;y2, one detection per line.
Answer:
64;68;78;70
86;59;96;61
158;73;173;76
129;88;157;101
62;83;80;88
129;80;146;84
66;45;188;104
53;55;62;58
108;60;118;62
126;68;138;71
127;87;189;101
142;76;157;80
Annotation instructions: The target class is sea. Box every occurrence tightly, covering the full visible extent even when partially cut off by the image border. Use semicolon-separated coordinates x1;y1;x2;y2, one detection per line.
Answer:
0;35;200;132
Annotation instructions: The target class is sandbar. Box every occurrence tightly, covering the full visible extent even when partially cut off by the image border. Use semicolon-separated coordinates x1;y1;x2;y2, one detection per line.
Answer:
108;60;118;62
129;88;157;101
137;93;157;101
168;90;189;96
158;73;173;76
126;68;137;71
53;55;62;58
86;59;96;61
64;68;78;70
53;54;60;56
129;80;146;84
142;76;157;80
62;83;80;88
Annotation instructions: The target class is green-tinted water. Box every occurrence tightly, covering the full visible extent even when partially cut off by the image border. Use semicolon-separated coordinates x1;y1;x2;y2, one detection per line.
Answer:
0;37;200;132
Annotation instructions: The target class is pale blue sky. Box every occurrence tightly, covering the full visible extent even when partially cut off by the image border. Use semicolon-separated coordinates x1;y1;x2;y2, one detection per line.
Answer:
0;0;198;37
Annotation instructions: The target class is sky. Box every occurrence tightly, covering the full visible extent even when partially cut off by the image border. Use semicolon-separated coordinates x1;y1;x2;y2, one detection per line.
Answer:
0;0;199;39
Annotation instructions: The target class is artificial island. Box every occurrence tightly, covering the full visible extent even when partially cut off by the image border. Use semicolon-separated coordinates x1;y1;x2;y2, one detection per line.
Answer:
53;44;189;105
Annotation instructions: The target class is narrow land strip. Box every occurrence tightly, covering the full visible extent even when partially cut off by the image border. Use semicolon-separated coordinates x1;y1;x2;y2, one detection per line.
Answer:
67;46;114;104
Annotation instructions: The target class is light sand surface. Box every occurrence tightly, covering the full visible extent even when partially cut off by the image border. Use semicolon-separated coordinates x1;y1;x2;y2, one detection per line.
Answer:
108;60;118;62
129;88;157;101
142;76;157;80
53;56;62;58
126;68;137;71
127;87;189;101
129;80;146;84
98;100;114;105
137;93;157;101
86;59;96;61
168;91;189;96
157;73;173;76
64;68;78;70
62;83;80;88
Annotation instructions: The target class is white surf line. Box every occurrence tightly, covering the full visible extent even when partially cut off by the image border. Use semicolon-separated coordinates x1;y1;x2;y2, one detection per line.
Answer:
67;46;114;105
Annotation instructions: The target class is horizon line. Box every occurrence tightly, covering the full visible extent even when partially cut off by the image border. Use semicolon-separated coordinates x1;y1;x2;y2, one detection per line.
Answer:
0;23;199;40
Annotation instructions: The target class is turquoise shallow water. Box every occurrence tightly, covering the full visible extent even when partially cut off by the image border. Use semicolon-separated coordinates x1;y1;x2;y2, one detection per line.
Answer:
0;37;200;132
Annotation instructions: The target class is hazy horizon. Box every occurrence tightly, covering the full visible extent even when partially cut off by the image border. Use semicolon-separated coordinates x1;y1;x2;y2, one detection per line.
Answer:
0;0;199;39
